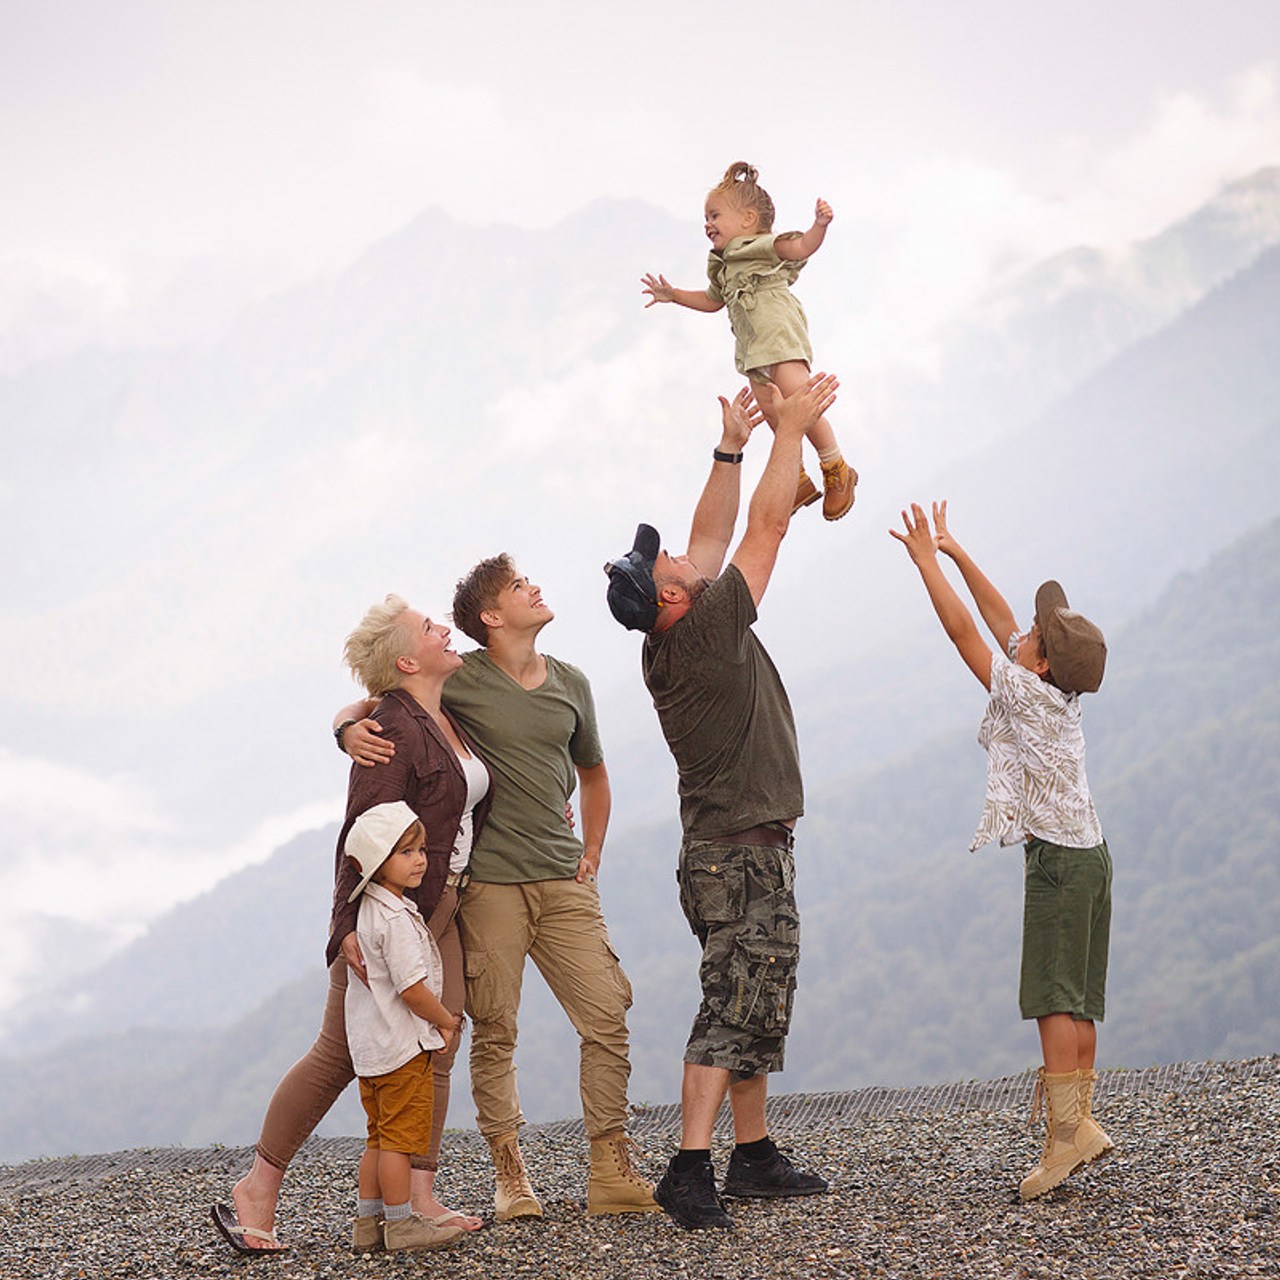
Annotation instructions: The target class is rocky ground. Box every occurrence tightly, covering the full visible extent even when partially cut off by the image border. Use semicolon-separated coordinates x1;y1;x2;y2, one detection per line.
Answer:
3;1058;1277;1279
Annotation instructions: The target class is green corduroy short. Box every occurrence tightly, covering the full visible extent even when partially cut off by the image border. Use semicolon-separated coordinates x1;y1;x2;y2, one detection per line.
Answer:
1019;836;1112;1021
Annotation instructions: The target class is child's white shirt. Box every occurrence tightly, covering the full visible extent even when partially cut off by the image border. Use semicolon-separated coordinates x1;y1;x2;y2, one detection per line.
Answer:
970;650;1103;852
344;881;445;1077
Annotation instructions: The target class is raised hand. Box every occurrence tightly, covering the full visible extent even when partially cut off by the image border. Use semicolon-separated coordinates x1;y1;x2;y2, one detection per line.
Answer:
931;499;960;558
889;503;940;565
640;272;675;306
772;371;838;437
815;198;833;226
717;385;764;452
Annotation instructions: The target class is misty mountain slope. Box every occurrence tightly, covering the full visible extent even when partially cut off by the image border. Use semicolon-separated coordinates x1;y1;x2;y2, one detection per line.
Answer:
773;233;1280;788
787;512;1280;1090
0;825;337;1054
861;165;1280;466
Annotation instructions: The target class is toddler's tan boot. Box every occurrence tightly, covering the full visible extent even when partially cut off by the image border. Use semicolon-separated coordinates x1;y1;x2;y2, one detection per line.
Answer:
1019;1069;1094;1200
793;467;821;513
382;1211;464;1252
351;1212;384;1253
488;1131;543;1221
587;1130;661;1215
820;457;857;520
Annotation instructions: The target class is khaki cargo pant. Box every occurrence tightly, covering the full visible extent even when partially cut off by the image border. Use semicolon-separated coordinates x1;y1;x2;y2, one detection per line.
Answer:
459;877;634;1141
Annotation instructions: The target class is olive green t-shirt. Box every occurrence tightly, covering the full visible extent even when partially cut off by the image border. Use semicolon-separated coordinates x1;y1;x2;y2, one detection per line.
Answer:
442;650;603;883
642;565;803;838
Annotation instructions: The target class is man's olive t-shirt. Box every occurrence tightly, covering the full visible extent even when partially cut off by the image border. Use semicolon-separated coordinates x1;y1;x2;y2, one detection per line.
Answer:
642;564;803;838
442;650;602;883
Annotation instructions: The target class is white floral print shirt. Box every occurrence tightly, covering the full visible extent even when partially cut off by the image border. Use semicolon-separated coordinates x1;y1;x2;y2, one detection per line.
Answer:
970;650;1103;852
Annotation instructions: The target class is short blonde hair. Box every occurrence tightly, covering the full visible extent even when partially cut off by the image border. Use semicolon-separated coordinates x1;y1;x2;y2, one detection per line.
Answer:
343;594;417;697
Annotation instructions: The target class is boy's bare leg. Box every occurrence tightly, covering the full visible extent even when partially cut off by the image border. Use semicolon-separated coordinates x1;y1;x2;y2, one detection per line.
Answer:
358;1149;382;1201
1074;1018;1097;1072
1036;1013;1080;1073
378;1151;412;1208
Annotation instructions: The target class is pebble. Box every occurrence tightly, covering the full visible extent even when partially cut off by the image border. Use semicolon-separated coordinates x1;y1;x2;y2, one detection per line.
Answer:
2;1057;1277;1279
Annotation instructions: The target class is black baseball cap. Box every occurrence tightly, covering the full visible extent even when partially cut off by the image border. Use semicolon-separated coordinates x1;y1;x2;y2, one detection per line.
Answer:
604;523;661;632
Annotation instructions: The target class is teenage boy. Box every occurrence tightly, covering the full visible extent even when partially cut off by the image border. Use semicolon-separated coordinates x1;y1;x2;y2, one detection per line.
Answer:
891;500;1114;1200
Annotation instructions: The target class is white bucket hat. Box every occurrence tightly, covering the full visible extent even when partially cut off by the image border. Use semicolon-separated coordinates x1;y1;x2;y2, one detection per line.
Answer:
345;800;420;903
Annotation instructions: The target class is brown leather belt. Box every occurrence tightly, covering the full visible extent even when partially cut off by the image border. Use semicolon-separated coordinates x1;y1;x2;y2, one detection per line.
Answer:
445;867;472;890
722;823;794;850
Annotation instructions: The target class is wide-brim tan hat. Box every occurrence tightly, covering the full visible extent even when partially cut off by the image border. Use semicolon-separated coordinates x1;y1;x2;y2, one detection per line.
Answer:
345;800;420;903
1035;580;1106;694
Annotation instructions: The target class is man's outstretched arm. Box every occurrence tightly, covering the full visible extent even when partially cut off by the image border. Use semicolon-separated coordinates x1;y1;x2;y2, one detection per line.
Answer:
730;373;838;605
685;387;763;579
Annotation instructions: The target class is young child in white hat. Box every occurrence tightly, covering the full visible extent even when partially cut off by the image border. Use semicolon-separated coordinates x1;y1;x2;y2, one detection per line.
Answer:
344;801;467;1253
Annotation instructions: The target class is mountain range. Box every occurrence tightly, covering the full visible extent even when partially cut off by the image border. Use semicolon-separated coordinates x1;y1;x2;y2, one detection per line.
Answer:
3;170;1280;1162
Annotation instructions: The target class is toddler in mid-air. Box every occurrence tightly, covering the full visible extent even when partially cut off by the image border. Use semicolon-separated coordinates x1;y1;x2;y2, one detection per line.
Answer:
642;160;856;521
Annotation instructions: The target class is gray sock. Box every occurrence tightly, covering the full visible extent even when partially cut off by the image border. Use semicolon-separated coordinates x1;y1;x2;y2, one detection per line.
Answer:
357;1198;383;1218
384;1201;412;1221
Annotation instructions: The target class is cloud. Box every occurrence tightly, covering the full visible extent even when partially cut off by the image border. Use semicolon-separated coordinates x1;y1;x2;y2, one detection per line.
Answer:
820;60;1280;372
1062;62;1280;247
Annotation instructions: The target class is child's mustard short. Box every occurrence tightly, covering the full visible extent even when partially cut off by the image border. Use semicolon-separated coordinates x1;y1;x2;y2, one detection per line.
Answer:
358;1050;434;1153
1019;837;1112;1021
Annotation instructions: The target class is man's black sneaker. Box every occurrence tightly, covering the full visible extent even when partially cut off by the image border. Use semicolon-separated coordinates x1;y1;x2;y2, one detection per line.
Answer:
654;1157;734;1229
722;1145;829;1198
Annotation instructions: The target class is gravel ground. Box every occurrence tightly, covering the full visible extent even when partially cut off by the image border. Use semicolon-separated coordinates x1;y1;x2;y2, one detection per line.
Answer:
3;1058;1277;1279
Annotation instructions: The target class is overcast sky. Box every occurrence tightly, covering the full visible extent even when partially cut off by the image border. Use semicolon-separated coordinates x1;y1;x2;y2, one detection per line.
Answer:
4;1;1280;360
2;1;1279;1017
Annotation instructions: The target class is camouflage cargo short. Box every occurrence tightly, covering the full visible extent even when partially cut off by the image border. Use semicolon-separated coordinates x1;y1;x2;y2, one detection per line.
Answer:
676;835;801;1078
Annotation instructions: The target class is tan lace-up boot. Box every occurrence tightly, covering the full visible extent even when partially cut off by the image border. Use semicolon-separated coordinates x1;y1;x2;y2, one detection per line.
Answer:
1019;1068;1094;1200
820;457;857;520
793;467;821;513
487;1131;543;1221
587;1130;661;1215
1077;1068;1115;1162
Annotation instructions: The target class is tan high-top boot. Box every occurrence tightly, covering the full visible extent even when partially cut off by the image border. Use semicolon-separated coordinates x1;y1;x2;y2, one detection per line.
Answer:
1019;1068;1094;1200
793;467;821;513
350;1212;384;1253
586;1130;661;1216
820;456;857;520
1077;1068;1115;1162
487;1131;543;1221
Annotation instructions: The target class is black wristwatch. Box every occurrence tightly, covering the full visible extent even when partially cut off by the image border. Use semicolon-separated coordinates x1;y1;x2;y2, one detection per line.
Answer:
713;448;744;464
334;719;358;752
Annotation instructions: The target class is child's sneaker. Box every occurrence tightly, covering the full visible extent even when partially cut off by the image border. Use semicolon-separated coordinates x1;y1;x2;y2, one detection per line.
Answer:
820;457;857;520
351;1213;384;1253
793;468;821;514
383;1211;464;1252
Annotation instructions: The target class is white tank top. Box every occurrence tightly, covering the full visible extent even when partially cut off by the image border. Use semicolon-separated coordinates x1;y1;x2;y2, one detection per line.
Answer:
450;751;490;873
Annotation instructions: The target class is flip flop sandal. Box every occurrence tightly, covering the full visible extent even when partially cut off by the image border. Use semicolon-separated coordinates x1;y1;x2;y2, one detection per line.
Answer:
211;1202;290;1256
428;1207;485;1232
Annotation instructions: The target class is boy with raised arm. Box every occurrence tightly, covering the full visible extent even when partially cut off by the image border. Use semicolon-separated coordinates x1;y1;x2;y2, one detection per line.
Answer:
891;500;1114;1200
